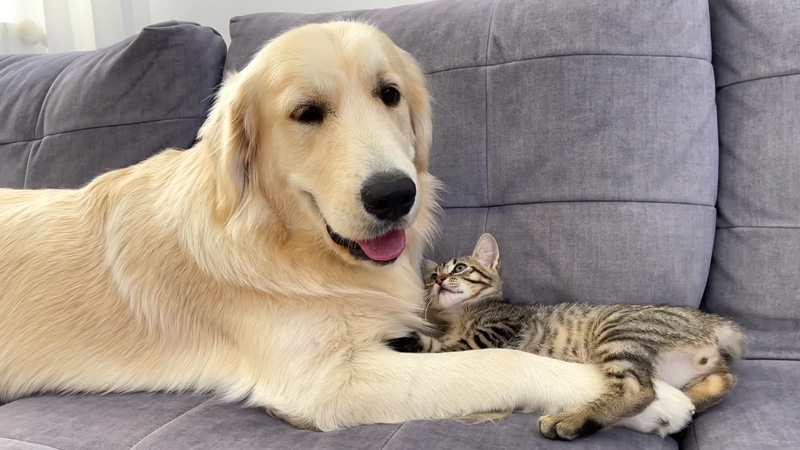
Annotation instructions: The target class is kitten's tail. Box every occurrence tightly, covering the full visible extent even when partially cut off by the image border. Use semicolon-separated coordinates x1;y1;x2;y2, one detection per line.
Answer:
716;321;747;363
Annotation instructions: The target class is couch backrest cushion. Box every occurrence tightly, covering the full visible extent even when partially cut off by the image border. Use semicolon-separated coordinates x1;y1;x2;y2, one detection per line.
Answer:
0;21;226;190
705;0;800;359
227;0;718;307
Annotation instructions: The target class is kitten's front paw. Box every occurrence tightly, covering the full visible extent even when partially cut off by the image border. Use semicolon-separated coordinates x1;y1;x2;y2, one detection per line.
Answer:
538;413;603;441
386;335;422;353
618;382;695;437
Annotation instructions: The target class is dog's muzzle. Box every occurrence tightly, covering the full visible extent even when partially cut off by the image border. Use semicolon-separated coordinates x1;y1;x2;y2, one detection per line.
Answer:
317;171;415;265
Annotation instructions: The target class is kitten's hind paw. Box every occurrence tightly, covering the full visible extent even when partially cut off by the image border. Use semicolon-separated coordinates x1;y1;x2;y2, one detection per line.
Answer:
617;381;695;437
538;413;603;441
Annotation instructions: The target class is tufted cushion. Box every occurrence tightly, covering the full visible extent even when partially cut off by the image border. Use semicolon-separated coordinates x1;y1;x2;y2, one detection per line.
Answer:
0;21;226;190
703;0;800;359
0;1;724;449
227;0;718;308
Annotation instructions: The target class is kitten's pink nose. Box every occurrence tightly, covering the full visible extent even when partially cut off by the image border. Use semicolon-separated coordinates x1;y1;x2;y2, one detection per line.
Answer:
436;276;446;285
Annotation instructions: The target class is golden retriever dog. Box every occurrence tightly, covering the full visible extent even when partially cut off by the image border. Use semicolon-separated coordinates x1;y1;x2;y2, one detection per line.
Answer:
0;21;694;439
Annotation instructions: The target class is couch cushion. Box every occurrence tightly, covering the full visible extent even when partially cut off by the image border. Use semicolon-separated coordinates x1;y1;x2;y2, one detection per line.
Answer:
0;394;208;450
381;414;677;450
683;359;800;450
0;21;226;190
227;0;717;307
703;0;800;359
0;393;678;450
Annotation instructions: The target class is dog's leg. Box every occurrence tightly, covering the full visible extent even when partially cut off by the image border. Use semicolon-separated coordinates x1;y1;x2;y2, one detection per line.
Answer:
266;346;694;434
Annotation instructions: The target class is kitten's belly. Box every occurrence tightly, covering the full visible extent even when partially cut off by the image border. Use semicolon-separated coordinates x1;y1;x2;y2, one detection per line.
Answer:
656;346;719;388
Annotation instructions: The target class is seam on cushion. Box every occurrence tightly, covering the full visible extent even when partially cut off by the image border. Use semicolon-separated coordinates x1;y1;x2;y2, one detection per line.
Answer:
23;141;35;189
34;56;86;140
483;0;497;210
691;422;700;450
717;71;800;90
378;423;407;450
0;117;207;146
0;437;60;450
128;398;213;450
741;356;798;362
26;55;83;189
717;225;800;230
443;199;715;210
426;53;710;75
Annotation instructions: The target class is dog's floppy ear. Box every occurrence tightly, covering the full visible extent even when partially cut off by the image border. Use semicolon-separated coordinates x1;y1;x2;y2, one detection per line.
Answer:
208;73;261;224
400;50;432;173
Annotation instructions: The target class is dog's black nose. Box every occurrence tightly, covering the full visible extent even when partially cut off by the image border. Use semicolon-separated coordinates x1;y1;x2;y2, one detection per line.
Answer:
361;173;416;221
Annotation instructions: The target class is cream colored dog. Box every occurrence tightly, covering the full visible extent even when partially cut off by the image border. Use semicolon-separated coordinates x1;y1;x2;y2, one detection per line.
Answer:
0;21;694;438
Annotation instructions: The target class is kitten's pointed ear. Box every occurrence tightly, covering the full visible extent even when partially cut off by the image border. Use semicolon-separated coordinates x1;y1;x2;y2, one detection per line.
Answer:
422;259;439;276
472;233;500;269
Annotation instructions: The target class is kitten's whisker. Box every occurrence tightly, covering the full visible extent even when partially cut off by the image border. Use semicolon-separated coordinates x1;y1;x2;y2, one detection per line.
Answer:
422;292;433;322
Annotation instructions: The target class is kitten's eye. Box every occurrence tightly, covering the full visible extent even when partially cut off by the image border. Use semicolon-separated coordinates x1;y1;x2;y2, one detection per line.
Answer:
430;273;438;281
453;263;467;273
293;104;324;124
381;87;400;106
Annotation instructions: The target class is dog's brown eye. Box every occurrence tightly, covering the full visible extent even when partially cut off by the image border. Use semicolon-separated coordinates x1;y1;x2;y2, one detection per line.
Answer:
381;87;400;106
294;105;324;124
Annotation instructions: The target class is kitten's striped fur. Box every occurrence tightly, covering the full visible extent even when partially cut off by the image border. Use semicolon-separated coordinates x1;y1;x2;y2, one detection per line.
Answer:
399;233;745;440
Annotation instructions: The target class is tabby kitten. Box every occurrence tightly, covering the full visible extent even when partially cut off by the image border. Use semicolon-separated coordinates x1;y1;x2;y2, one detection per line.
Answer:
406;233;745;441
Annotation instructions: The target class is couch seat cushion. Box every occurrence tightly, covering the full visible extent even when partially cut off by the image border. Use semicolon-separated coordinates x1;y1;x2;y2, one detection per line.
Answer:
683;359;800;449
0;393;678;449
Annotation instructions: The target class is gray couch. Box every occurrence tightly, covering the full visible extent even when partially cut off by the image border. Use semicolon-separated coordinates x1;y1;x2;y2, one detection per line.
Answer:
0;0;797;449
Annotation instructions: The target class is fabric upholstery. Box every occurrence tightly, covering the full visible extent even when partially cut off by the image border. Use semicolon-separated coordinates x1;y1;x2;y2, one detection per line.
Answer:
0;21;226;190
227;0;718;307
703;0;800;359
0;439;58;450
683;359;800;449
0;393;678;450
5;0;794;449
382;414;678;450
0;393;208;450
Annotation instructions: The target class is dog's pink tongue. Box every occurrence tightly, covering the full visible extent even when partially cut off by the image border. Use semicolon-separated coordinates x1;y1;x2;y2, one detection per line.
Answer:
357;229;406;261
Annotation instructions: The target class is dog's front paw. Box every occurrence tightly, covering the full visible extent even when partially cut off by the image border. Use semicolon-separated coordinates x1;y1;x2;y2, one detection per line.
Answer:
538;413;603;441
618;382;694;437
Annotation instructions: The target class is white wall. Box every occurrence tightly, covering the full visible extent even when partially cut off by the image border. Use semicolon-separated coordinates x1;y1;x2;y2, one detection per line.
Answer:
1;0;428;53
0;0;47;53
147;0;430;44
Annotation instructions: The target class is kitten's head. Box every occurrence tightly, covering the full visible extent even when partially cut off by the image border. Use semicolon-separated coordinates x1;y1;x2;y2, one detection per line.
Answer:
424;233;502;312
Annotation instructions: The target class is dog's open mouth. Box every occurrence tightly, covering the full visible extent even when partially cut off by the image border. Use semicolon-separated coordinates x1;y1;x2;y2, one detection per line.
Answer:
326;224;406;265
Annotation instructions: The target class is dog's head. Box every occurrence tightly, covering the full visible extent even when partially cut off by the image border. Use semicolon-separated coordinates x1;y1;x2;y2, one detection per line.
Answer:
203;21;435;266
